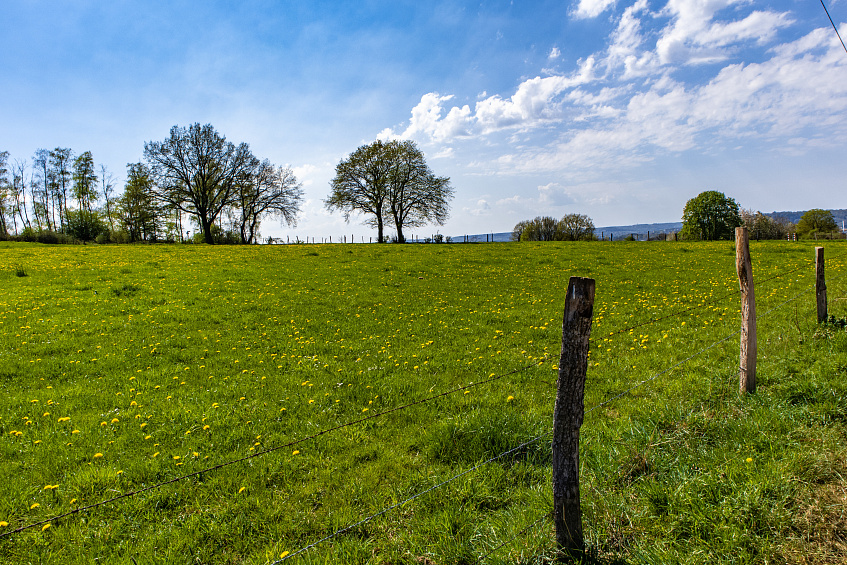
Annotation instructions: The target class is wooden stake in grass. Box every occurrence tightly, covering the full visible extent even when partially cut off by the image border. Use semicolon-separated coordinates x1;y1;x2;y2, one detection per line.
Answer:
736;227;756;394
552;276;594;562
816;246;827;323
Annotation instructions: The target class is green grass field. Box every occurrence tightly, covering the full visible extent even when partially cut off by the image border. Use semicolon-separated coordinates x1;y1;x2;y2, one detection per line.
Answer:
1;240;846;564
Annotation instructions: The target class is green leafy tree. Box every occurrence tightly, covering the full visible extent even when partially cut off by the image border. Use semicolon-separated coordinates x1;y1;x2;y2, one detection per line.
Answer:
519;216;560;241
384;140;452;243
325;140;394;243
144;123;255;244
65;209;106;241
50;148;73;231
72;151;98;213
118;162;161;242
235;160;303;244
511;220;531;241
558;213;595;241
796;209;837;238
680;190;742;241
740;209;792;240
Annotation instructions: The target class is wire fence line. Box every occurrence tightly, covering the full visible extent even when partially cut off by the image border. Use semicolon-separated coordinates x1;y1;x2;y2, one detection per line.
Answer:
272;256;844;561
599;245;844;341
474;511;551;563
0;358;551;539
271;433;551;563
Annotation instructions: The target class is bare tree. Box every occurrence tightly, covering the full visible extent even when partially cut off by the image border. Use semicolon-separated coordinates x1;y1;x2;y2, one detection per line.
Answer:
99;163;117;230
144;123;255;244
236;160;303;244
11;160;31;232
0;151;9;236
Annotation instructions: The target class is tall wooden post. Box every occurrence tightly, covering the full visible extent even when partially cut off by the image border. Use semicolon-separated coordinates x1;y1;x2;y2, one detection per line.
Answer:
553;277;595;561
736;227;756;394
816;247;827;323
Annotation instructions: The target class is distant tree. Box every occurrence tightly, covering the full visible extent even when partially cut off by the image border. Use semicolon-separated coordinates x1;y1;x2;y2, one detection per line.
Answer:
0;151;9;236
384;140;452;243
118;162;161;242
680;190;742;241
740;209;792;240
511;220;531;241
11;160;31;232
72;151;98;213
49;148;73;231
558;213;595;241
520;216;560;241
235;160;303;244
99;164;117;230
326;140;393;243
65;209;106;241
796;209;838;238
32;149;53;231
144;123;255;244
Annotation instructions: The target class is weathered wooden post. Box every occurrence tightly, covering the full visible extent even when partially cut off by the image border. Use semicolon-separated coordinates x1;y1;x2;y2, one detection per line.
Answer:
736;227;756;394
816;247;827;323
553;276;595;562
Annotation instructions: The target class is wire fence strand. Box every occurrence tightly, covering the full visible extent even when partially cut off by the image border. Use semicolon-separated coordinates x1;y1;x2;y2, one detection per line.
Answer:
0;358;550;539
271;433;551;563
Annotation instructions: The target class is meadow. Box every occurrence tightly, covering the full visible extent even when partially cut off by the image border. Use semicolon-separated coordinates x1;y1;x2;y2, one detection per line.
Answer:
0;240;845;564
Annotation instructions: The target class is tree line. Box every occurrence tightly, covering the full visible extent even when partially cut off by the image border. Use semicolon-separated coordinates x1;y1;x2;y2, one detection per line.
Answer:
509;191;842;244
511;214;596;241
0;124;304;244
0;127;455;245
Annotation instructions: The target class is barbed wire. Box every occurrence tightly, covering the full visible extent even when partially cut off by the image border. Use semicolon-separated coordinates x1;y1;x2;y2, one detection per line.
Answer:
599;250;826;340
0;358;550;539
270;433;551;563
474;511;550;563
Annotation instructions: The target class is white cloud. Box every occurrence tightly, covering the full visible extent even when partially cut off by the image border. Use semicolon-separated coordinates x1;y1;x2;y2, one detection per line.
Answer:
386;57;597;143
655;0;793;65
549;46;561;59
573;0;617;20
381;0;846;194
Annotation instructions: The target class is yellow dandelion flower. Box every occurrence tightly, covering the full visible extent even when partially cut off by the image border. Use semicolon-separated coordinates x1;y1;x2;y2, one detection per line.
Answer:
41;524;50;532
30;503;39;510
238;487;246;493
93;453;103;458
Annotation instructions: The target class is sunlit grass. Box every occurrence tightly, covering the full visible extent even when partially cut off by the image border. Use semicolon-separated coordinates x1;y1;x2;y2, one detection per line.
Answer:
0;240;845;564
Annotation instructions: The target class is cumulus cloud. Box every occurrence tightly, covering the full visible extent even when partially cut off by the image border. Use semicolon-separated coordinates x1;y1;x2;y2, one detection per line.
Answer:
655;0;794;65
549;47;561;59
573;0;617;19
385;56;597;142
381;0;846;183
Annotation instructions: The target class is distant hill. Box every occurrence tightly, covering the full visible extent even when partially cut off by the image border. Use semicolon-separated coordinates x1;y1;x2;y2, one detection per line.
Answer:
763;209;847;228
451;208;847;243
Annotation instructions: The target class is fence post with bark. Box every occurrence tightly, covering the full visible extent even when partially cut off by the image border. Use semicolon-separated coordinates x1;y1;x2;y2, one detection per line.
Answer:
816;246;827;323
552;276;595;562
736;227;757;394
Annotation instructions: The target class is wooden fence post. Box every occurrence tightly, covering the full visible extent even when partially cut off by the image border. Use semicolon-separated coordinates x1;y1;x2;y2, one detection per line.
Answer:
553;276;595;562
816;247;827;323
736;227;756;394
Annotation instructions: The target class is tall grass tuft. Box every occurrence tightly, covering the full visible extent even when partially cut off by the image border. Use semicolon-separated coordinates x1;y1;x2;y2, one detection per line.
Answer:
14;264;27;277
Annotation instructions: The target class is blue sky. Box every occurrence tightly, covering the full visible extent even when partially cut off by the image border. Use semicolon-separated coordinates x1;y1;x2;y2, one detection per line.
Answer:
2;0;846;240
